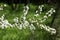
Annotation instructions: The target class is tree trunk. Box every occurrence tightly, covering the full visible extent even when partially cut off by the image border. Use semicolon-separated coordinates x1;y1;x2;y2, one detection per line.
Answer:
50;3;59;27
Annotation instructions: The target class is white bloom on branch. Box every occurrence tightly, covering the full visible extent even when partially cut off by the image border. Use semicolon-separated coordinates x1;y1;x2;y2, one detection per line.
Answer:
40;20;43;23
48;14;51;17
50;12;53;14
13;17;19;23
23;5;29;17
4;4;7;7
26;5;29;10
0;5;3;10
39;24;56;34
49;28;56;35
46;12;49;15
29;24;35;30
36;10;38;13
48;10;52;13
24;20;29;27
39;5;44;11
42;19;46;22
34;14;39;17
23;17;26;20
0;20;13;28
41;5;44;7
44;15;47;18
0;14;5;21
53;10;56;13
37;22;39;25
39;6;42;12
0;8;3;10
19;24;23;30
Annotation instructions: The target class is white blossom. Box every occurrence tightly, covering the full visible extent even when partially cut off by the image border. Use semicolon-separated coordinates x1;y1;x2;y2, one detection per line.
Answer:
24;20;29;27
29;24;35;30
23;11;28;16
0;14;5;21
26;5;29;10
51;8;54;10
49;28;56;35
34;14;39;17
41;5;44;7
37;22;39;25
0;7;3;10
0;5;3;10
48;14;51;17
23;5;29;17
44;15;47;18
40;20;43;23
36;10;38;13
39;5;44;12
50;12;53;14
39;24;56;34
23;17;26;20
39;7;42;12
46;12;49;15
53;10;56;12
42;19;46;22
19;24;23;30
13;17;19;23
48;10;52;13
4;4;7;7
0;20;13;28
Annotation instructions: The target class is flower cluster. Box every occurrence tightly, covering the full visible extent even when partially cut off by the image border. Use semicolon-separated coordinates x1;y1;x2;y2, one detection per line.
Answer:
0;14;36;31
40;8;56;23
0;4;7;10
0;5;3;10
40;24;56;35
21;5;29;20
0;5;36;32
35;5;44;14
0;14;13;29
0;5;56;35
